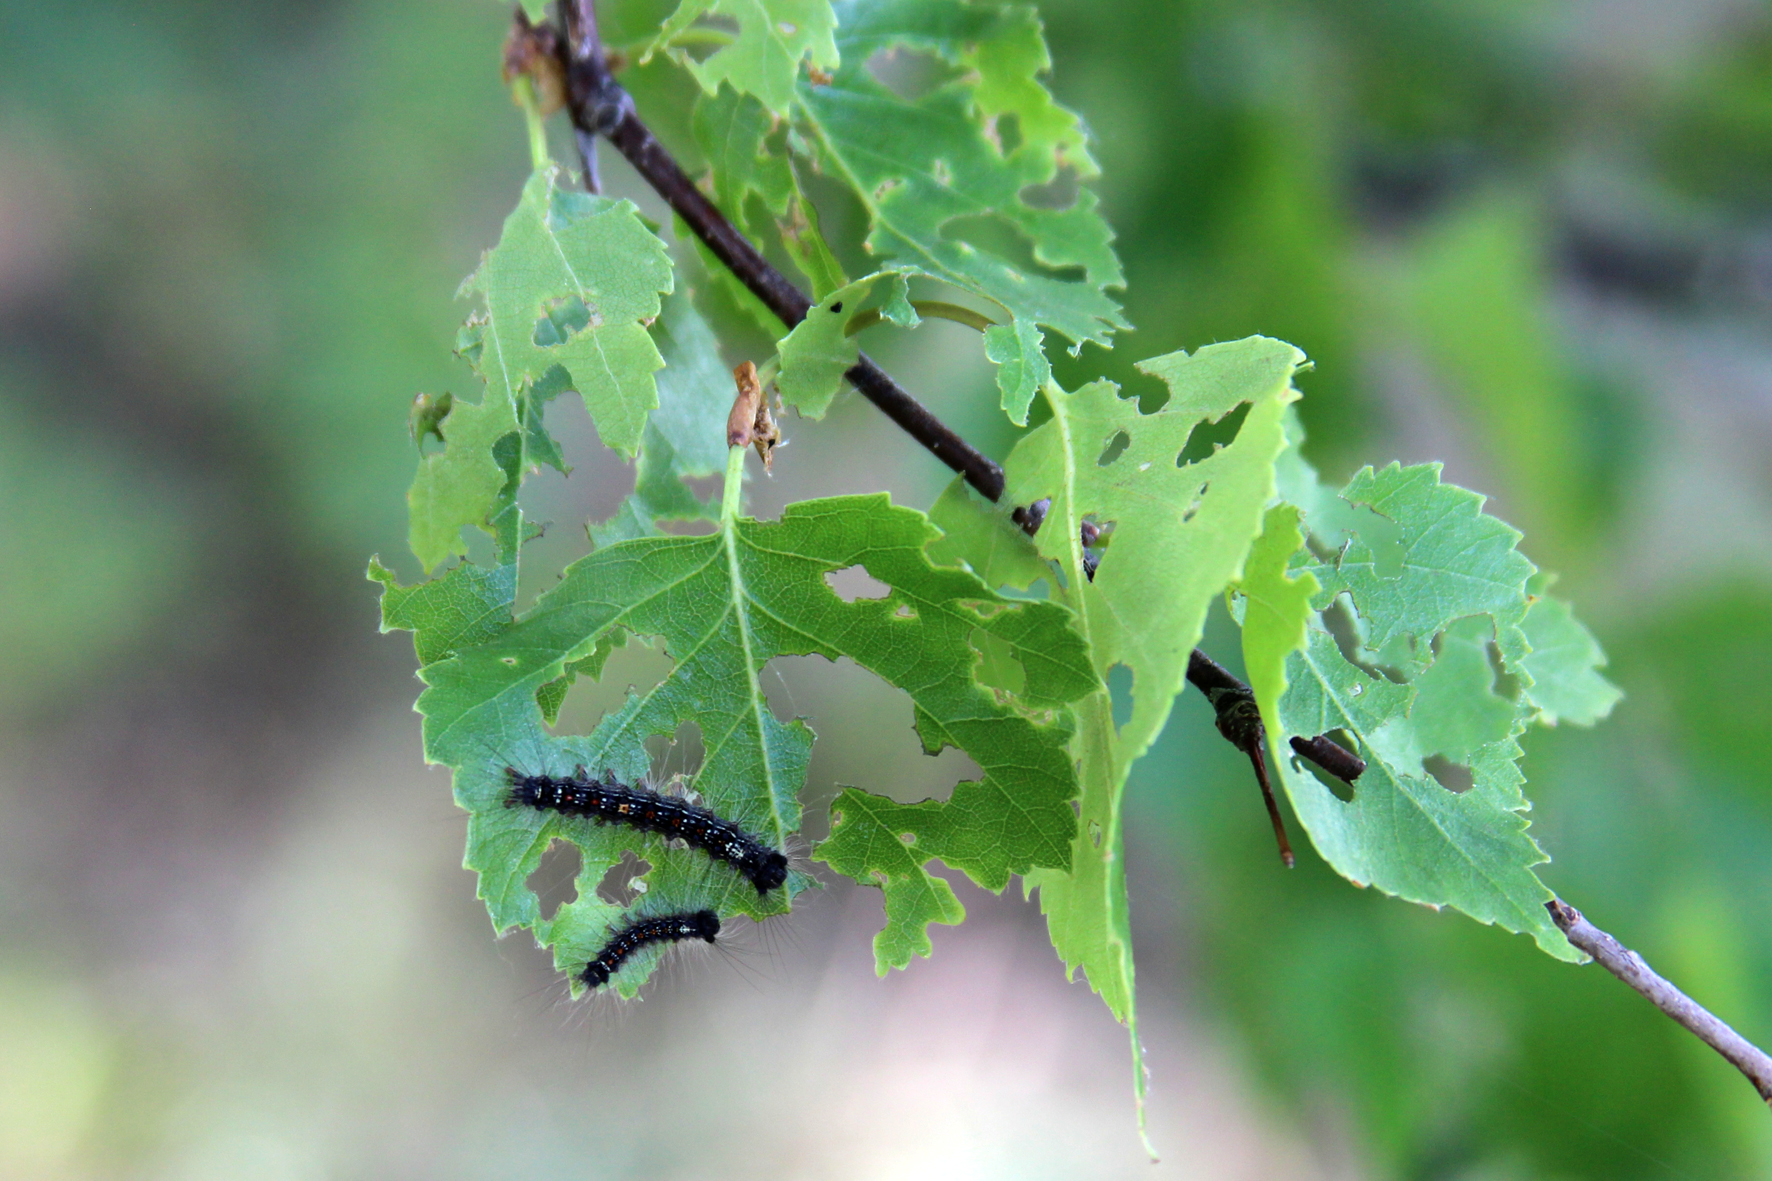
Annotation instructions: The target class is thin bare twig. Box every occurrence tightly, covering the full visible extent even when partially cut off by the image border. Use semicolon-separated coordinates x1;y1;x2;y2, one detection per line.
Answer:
1547;900;1772;1107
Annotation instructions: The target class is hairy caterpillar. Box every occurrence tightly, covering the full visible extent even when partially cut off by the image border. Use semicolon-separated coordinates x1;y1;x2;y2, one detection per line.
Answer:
506;766;790;894
582;909;720;988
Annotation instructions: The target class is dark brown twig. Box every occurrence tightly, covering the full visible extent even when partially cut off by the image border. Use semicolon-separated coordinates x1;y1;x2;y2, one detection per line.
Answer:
1547;900;1772;1107
556;1;1004;499
549;0;1361;799
1290;734;1367;781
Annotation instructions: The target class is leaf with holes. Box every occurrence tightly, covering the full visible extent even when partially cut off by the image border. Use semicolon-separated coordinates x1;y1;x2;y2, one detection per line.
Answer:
647;0;839;116
933;335;1305;1133
1267;457;1606;959
794;0;1125;423
406;166;673;571
379;487;1096;993
589;291;731;549
775;271;918;416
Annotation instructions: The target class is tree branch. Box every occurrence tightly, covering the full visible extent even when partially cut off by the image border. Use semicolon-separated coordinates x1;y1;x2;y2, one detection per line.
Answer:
1546;900;1772;1107
549;1;1362;796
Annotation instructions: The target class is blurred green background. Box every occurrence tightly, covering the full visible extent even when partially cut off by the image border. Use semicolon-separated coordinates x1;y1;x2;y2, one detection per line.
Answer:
3;0;1772;1176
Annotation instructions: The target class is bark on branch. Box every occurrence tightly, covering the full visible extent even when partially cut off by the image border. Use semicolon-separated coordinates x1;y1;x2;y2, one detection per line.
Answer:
1547;900;1772;1107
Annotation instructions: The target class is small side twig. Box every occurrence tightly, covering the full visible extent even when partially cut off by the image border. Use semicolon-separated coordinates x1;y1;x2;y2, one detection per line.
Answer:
1196;673;1293;867
1547;900;1772;1107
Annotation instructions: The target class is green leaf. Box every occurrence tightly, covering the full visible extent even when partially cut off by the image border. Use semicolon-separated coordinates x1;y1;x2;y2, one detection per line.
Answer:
589;291;730;548
692;84;796;233
369;555;516;667
775;271;914;416
797;0;1125;423
1520;593;1623;726
461;167;674;461
404;167;675;572
1270;458;1579;959
648;0;839;116
1307;462;1537;672
1235;503;1319;755
932;336;1304;1130
401;491;1093;990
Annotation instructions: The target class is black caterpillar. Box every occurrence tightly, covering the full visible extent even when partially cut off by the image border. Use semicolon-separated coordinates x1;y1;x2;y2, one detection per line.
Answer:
506;766;790;894
582;909;720;988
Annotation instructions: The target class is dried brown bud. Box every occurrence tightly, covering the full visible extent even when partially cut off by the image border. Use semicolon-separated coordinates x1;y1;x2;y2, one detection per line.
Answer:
502;11;567;116
728;361;764;448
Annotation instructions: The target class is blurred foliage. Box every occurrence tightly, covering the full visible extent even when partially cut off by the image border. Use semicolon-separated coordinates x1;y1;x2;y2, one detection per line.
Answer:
3;0;1772;1176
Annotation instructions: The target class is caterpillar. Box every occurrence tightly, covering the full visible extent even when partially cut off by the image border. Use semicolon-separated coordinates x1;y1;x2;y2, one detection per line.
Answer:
506;766;790;894
582;909;720;989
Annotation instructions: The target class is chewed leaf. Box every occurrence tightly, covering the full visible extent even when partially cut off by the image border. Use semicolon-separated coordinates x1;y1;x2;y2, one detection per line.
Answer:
798;0;1125;422
590;292;729;548
382;492;1094;991
461;167;673;462
775;271;915;416
1275;629;1575;959
1307;462;1537;672
1270;445;1582;959
932;335;1305;1132
648;0;839;116
405;167;675;571
1520;594;1622;726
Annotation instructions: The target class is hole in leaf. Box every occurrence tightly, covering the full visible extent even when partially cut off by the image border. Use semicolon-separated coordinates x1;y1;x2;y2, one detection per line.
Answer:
899;831;916;845
1179;483;1208;524
1423;754;1474;794
1488;641;1523;701
1107;662;1134;731
647;721;705;786
527;839;582;920
595;851;652;906
1177;402;1251;466
680;14;738;63
825;564;892;601
894;603;916;619
1020;164;1080;210
500;656;518;666
1097;430;1131;467
996;112;1025;156
938;213;1088;283
1297;731;1360;802
1088;819;1102;847
1321;594;1407;684
762;654;983;806
533;296;593;347
865;47;962;102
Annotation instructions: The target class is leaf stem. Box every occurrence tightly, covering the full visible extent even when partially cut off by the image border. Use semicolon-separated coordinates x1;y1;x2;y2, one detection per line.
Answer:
512;75;550;172
721;444;746;522
843;300;1000;337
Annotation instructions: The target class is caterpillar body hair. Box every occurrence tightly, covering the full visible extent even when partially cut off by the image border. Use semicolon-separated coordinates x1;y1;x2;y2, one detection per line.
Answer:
505;766;790;894
582;909;720;989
